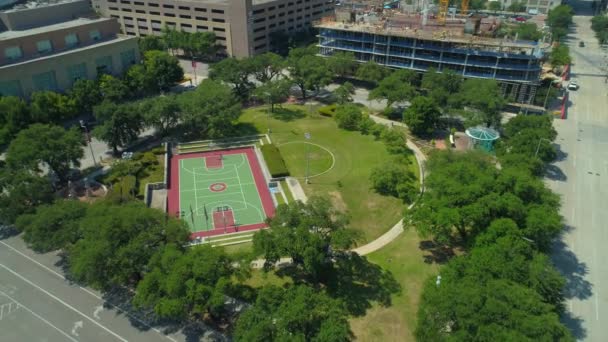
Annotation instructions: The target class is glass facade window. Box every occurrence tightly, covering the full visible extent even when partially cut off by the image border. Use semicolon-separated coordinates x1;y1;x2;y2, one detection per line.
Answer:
0;80;23;97
32;71;58;91
120;49;136;68
89;30;101;41
95;56;113;75
4;46;22;60
36;40;53;54
64;33;79;48
66;63;88;83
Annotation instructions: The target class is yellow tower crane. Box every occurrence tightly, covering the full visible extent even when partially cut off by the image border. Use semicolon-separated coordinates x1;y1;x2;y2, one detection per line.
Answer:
461;0;469;16
437;0;449;25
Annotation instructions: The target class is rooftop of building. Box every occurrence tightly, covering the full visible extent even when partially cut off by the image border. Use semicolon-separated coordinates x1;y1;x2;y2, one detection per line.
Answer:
0;16;110;40
2;0;80;13
316;8;551;52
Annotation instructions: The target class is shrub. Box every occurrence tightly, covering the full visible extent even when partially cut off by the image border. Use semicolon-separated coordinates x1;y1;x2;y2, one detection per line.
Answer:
334;104;363;131
261;144;290;178
318;104;337;117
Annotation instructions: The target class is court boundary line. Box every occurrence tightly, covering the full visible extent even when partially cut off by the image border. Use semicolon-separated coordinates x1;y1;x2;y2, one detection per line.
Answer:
0;290;78;342
0;263;128;342
0;241;178;342
243;153;267;222
233;164;248;212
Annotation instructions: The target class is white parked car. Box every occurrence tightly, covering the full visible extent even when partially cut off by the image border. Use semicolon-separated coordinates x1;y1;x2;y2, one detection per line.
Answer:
567;82;579;90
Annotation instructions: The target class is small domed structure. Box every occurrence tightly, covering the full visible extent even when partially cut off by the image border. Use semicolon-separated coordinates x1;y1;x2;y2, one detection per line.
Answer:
465;126;500;152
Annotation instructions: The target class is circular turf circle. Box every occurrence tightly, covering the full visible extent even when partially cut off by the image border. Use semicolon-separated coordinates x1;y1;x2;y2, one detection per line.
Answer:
209;182;228;192
277;141;336;179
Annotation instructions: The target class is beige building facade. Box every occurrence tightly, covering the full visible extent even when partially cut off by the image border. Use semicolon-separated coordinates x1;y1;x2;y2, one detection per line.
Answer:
0;0;140;97
91;0;335;57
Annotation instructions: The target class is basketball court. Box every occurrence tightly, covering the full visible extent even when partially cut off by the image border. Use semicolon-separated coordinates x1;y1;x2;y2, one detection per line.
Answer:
167;147;275;238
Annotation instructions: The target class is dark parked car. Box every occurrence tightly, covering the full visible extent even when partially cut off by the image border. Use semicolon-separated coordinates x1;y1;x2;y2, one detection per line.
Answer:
579;41;585;47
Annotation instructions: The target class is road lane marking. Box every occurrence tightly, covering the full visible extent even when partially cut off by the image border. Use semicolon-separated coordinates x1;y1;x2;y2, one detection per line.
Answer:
72;320;83;337
0;290;78;342
0;263;127;342
0;240;178;342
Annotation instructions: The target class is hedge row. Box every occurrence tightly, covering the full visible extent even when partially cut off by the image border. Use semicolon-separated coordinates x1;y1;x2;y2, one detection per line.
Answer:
261;144;290;178
318;104;337;117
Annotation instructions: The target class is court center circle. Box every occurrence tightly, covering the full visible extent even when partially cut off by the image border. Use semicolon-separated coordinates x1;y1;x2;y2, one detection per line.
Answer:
209;182;227;192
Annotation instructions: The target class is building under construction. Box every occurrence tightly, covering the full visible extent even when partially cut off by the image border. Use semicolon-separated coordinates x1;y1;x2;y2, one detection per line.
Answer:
316;2;550;104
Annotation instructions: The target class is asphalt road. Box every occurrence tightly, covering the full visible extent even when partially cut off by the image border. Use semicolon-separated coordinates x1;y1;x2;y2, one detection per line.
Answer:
0;233;224;342
549;3;608;341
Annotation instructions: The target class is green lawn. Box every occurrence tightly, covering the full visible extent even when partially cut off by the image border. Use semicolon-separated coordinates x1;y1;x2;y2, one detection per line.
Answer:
279;179;295;203
349;229;439;342
239;105;417;243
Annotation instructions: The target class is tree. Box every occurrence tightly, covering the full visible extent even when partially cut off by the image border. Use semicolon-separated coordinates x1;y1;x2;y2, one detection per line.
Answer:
508;1;526;12
403;96;441;136
69;201;190;289
138;35;167;53
550;45;571;67
98;74;130;102
380;127;410;155
334;103;363;130
143;50;184;91
0;170;54;225
514;22;543;41
333;82;355;104
369;69;417;109
209;57;255;99
253;197;356;280
6;124;84;183
355;60;391;84
124;64;151;97
185;32;217;60
421;68;461;108
591;15;608;44
287;47;332;100
133;243;234;320
253;79;291;113
93;101;143;155
250;52;284;83
454;79;505;127
29;91;76;123
0;96;30;146
547;5;574;40
370;158;417;202
488;1;502;11
140;95;180;136
498;114;557;163
68;79;102;114
15;200;88;252
234;285;351;341
178;79;241;138
326;52;357;78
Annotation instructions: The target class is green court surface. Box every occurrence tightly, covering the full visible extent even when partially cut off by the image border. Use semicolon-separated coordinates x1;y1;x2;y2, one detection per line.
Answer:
179;153;266;232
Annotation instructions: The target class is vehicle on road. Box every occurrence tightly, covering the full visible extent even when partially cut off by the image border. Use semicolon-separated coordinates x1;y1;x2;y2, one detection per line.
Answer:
567;81;579;90
579;41;585;47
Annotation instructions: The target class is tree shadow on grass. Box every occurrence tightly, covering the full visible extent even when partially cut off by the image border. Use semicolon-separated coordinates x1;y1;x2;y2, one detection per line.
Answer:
270;107;307;122
419;240;456;264
231;122;260;137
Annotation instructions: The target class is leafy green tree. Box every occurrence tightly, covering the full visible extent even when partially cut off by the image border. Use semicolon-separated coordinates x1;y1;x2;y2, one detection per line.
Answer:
6;124;84;183
253;197;356;280
143;50;184;91
0;170;54;225
287;48;332;99
98;74;130;102
209;57;255;99
124;64;150;97
29;91;76;123
370;158;417;202
69;201;190;289
250;52;284;83
550;45;571;67
178;79;241;138
421;68;461;108
253;78;291;112
497;114;557;163
333;82;355;104
547;5;574;40
0;96;30;145
185;32;217;60
68;79;102;114
133;243;234;320
326;51;357;78
454;79;505;127
403;96;441;136
15;200;88;252
488;1;502;11
334;103;363;131
138;35;167;53
140;95;180;136
591;15;608;43
355;60;391;84
508;1;526;12
93;101;143;155
234;285;351;341
380;128;410;155
514;22;543;41
369;69;417;109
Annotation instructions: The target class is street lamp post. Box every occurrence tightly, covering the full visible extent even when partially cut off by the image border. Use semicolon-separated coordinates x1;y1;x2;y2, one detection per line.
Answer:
264;91;271;134
535;137;552;158
80;120;97;166
304;132;311;184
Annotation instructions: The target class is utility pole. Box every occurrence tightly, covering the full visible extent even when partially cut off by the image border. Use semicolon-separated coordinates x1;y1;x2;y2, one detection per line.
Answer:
80;120;97;166
304;132;311;184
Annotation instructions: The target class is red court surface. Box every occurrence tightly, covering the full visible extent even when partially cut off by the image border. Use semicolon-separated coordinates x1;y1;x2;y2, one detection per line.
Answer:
167;147;275;239
205;154;223;169
213;209;236;229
